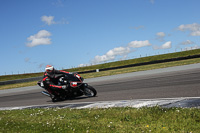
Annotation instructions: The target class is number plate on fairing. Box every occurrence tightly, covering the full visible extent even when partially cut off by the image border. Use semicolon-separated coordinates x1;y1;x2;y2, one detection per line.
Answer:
70;81;82;87
40;81;44;87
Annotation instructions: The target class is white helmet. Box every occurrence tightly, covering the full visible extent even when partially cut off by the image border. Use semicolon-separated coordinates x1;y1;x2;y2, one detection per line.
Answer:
45;65;54;74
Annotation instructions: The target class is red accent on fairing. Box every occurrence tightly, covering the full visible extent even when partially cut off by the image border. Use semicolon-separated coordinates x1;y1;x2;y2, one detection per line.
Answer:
73;73;83;82
43;77;48;81
50;84;62;89
76;74;81;78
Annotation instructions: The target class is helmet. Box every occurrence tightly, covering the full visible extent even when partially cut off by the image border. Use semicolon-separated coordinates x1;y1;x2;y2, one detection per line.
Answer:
45;65;54;75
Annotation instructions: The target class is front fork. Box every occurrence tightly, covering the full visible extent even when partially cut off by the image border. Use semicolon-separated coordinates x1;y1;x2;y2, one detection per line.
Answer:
79;83;89;95
80;83;88;90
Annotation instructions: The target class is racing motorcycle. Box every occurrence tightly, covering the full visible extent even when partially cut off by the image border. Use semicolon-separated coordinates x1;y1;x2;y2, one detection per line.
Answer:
37;72;97;102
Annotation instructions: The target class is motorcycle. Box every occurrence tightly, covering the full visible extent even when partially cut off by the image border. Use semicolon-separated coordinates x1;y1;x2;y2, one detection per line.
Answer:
37;72;97;102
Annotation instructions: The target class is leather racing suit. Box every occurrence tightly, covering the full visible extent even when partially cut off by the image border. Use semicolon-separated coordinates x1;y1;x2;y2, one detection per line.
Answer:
42;70;69;97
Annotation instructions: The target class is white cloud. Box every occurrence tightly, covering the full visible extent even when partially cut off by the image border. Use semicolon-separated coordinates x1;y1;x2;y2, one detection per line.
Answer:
79;64;88;67
85;40;153;65
180;40;195;45
91;40;152;64
154;41;172;50
156;32;166;42
41;16;56;25
41;15;69;25
128;40;152;48
161;41;172;49
26;30;52;47
183;45;199;51
178;23;200;36
81;39;157;65
92;47;131;64
156;32;165;37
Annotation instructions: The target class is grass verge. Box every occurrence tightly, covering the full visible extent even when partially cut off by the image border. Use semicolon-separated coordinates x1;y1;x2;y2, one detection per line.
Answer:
0;107;200;132
1;57;200;90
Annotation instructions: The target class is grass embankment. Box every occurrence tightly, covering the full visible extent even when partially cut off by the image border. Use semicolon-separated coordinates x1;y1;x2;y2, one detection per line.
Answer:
1;49;200;82
1;57;200;90
67;48;200;73
1;49;200;90
0;73;43;82
0;107;200;132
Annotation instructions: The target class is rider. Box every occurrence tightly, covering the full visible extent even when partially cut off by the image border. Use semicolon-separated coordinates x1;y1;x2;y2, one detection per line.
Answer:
42;65;69;101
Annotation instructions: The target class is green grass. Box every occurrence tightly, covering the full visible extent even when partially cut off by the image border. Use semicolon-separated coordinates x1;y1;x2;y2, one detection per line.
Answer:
0;107;200;132
0;81;38;90
0;73;43;82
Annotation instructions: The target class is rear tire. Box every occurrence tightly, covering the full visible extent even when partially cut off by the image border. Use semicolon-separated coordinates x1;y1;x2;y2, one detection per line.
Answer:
84;85;97;97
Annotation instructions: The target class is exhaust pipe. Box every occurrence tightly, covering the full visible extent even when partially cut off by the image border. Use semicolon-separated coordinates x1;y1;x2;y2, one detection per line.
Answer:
41;91;51;97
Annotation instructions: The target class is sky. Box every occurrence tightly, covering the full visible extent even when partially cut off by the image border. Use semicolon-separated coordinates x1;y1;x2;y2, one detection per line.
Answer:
1;0;200;75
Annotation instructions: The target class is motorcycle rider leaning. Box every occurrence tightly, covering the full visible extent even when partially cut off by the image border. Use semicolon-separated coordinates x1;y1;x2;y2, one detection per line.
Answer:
42;65;69;101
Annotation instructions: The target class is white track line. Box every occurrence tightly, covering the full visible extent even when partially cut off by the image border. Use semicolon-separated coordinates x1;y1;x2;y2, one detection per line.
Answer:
1;97;200;110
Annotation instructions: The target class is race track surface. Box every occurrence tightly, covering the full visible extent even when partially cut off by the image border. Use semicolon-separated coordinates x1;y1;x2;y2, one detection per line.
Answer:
0;63;200;109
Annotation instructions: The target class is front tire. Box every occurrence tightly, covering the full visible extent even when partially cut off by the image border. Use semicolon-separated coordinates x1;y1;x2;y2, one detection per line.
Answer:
84;85;97;97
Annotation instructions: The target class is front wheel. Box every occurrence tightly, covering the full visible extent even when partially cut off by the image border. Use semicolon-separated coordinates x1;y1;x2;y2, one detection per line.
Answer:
84;85;97;97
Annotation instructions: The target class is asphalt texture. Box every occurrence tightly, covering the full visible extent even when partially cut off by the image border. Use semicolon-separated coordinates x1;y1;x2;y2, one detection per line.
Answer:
0;63;200;109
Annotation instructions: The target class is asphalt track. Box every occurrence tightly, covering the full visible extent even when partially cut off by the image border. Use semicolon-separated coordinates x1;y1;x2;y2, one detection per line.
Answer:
1;63;200;109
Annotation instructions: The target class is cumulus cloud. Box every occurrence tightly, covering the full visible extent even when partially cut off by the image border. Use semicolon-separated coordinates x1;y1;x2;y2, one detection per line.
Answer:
154;41;172;50
41;16;56;25
128;40;152;48
156;32;166;42
26;30;52;47
178;23;200;36
156;32;165;37
78;63;91;67
183;45;199;51
41;15;69;25
92;47;131;64
180;40;195;45
90;40;152;64
80;39;173;66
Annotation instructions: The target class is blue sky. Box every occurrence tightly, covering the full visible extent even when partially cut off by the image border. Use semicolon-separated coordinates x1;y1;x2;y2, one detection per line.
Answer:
1;0;200;75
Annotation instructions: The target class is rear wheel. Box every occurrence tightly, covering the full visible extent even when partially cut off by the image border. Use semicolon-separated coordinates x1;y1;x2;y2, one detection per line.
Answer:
84;85;97;97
